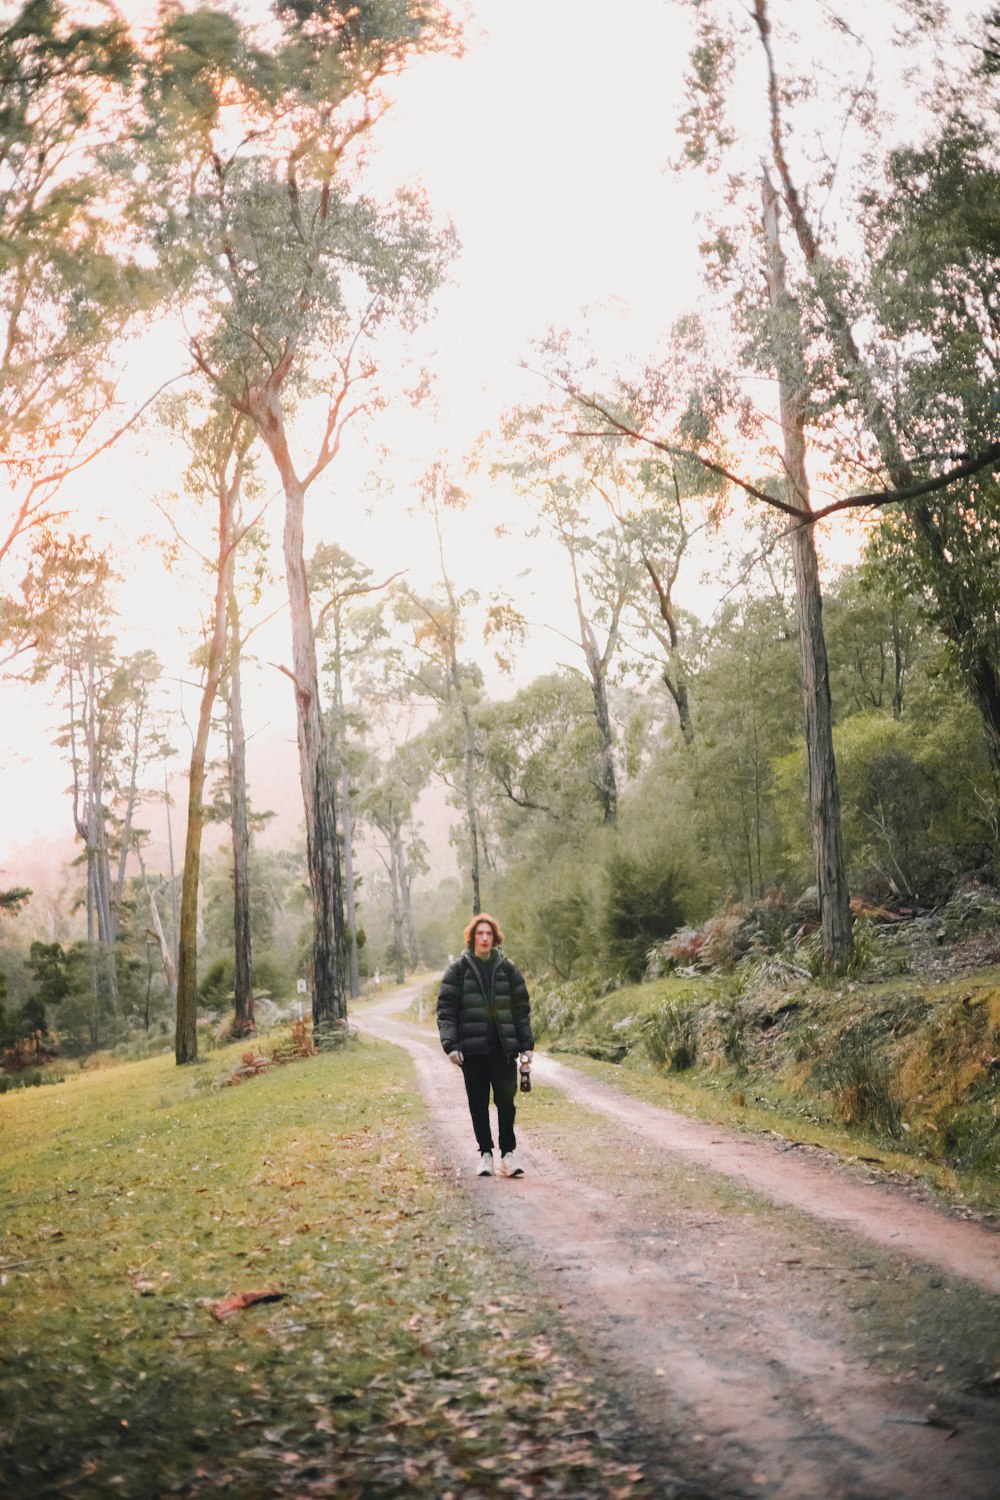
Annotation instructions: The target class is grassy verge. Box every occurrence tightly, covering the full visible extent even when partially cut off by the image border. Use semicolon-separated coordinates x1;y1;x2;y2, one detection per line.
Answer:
1;1032;650;1499
534;967;1000;1218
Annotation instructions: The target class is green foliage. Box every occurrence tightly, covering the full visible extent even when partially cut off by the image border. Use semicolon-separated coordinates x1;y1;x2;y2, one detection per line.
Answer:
0;1;151;588
813;1035;903;1140
833;705;995;899
0;1066;63;1094
477;672;603;843
531;971;606;1045
0;1037;645;1498
642;1001;699;1071
602;848;685;982
25;941;70;1006
938;1105;1000;1174
0;888;31;916
684;596;802;898
858;119;1000;768
822;564;927;720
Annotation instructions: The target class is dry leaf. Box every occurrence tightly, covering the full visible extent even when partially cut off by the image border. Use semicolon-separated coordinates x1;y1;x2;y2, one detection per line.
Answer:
207;1288;285;1321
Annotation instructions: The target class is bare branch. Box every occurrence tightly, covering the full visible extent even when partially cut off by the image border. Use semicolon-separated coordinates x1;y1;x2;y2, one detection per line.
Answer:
560;387;1000;529
314;569;406;632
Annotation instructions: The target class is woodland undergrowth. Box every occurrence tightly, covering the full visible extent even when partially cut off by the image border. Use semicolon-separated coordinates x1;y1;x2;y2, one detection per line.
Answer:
533;889;1000;1216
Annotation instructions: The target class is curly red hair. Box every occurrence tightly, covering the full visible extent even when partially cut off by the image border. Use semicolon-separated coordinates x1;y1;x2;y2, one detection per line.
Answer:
464;912;504;949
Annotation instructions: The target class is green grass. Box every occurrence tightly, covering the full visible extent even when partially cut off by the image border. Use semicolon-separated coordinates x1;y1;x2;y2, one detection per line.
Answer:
534;964;1000;1216
1;1033;649;1499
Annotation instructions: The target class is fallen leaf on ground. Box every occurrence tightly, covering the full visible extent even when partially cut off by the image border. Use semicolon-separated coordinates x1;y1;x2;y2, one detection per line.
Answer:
206;1288;286;1321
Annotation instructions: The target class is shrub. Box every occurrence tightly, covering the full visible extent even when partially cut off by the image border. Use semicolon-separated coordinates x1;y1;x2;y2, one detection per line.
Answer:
531;971;606;1044
0;1067;65;1093
602;849;685;981
646;928;705;977
699;913;745;971
198;958;233;1007
642;1003;698;1071
716;1008;750;1074
938;1104;1000;1172
815;1035;902;1138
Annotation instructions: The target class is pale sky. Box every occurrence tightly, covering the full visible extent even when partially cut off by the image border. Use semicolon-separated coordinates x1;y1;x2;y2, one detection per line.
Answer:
4;0;941;883
2;0;706;873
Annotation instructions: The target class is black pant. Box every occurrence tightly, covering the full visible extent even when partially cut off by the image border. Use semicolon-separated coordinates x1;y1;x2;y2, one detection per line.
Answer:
462;1051;518;1155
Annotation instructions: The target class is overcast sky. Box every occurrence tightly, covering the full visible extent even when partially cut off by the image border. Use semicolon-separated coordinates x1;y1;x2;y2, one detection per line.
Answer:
7;0;949;877
2;0;712;870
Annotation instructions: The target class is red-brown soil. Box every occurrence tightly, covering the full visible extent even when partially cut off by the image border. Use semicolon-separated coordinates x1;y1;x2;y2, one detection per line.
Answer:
360;989;1000;1500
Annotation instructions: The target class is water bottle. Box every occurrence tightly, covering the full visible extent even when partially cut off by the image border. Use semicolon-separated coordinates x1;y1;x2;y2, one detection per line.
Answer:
519;1062;531;1093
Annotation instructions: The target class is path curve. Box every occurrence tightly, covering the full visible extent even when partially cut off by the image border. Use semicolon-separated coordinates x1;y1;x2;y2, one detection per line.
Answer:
534;1054;1000;1295
357;986;1000;1500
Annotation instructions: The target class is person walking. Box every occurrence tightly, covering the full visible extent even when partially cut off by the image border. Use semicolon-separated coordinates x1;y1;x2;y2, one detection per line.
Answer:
437;912;534;1178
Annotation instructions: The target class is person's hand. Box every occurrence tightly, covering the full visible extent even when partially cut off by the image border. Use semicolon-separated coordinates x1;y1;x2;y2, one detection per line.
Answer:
520;1051;533;1069
448;1050;464;1067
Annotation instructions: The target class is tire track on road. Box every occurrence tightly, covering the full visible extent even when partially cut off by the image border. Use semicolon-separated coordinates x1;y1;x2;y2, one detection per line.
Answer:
357;988;1000;1500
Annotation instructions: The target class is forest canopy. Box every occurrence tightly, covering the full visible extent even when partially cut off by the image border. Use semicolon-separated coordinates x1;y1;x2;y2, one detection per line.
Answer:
2;0;999;1067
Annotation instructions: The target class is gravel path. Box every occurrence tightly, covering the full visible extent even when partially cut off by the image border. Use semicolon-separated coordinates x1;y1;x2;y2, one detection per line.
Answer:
358;988;1000;1500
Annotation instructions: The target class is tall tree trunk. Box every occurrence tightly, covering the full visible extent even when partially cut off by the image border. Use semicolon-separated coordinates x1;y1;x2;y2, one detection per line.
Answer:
762;172;852;970
138;847;177;1002
589;659;618;825
175;753;208;1064
892;608;906;720
388;822;406;984
340;760;361;998
175;490;238;1064
459;696;482;913
256;394;347;1032
664;669;694;744
572;552;618;823
86;655;118;1010
331;648;361;999
752;0;1000;775
642;554;696;744
398;825;420;967
227;589;254;1036
114;714;142;914
164;760;180;972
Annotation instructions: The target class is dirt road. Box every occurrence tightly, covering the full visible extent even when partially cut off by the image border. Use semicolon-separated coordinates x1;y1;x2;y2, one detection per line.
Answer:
358;987;1000;1500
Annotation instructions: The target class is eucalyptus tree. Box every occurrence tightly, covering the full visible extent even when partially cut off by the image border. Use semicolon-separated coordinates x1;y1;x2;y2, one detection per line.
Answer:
389;468;489;911
0;4;159;661
865;111;1000;768
358;742;428;981
29;552;163;1011
501;426;638;825
546;1;1000;964
476;671;606;869
823;563;925;723
594;449;709;745
740;0;1000;784
225;582;254;1035
692;596;802;898
390;578;485;912
545;488;635;825
310;543;395;998
138;3;455;1033
162;400;260;1064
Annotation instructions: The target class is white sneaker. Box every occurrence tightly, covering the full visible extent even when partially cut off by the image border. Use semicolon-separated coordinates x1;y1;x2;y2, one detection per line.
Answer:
500;1153;524;1178
477;1152;494;1176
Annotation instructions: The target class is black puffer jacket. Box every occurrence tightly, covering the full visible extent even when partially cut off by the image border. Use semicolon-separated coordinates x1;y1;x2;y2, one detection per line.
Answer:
437;950;534;1059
